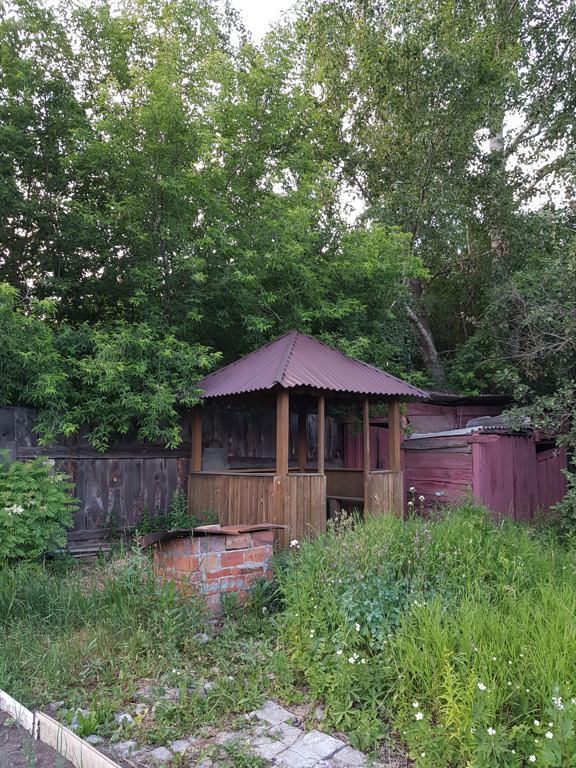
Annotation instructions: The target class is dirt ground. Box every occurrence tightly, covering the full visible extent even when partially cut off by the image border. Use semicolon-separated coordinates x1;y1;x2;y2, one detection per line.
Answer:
0;710;76;768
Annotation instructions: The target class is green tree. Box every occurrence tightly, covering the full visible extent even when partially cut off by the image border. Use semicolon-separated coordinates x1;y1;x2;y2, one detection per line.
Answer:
1;0;427;445
295;0;576;383
0;284;218;449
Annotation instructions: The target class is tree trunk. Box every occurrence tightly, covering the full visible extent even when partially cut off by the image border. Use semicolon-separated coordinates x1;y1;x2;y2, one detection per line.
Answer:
405;277;446;384
489;121;509;274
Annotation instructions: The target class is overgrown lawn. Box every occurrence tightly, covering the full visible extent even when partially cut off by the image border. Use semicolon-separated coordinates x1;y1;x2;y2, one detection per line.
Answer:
277;503;576;767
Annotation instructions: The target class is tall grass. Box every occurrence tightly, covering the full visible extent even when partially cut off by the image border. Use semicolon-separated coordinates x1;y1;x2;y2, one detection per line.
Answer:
0;550;208;707
277;502;576;766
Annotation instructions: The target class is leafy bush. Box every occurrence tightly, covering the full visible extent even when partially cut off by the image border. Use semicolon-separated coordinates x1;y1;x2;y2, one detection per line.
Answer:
277;504;576;765
0;451;78;566
0;284;220;451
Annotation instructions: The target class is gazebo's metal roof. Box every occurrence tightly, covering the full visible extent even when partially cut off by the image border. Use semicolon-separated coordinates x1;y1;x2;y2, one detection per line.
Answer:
197;330;429;400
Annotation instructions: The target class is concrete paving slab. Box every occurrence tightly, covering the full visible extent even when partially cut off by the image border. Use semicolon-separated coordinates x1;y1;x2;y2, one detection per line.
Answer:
289;729;346;761
331;745;368;767
266;721;303;748
275;748;318;768
250;734;290;760
214;730;244;745
248;699;294;726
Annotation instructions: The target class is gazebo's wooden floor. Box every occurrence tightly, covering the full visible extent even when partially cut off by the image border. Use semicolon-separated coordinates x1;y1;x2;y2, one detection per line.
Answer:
188;469;403;545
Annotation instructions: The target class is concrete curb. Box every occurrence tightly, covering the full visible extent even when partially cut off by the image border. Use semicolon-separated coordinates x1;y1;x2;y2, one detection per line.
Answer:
0;689;121;768
36;712;121;768
0;689;37;736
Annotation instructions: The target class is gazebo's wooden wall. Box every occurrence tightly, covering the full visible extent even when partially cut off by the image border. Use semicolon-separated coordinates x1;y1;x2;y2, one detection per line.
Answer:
189;471;327;545
202;410;343;469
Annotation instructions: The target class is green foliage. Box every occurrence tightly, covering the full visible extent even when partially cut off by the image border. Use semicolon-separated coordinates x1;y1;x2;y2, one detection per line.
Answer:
1;0;424;392
0;550;209;705
133;491;218;536
296;0;576;381
0;284;219;449
277;504;576;765
0;451;77;566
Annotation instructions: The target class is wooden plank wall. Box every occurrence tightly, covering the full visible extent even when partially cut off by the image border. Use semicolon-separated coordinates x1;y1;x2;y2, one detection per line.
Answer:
472;435;538;521
537;447;568;513
188;472;277;528
0;407;192;546
0;407;344;545
369;470;403;515
404;436;474;507
188;472;326;545
276;474;326;545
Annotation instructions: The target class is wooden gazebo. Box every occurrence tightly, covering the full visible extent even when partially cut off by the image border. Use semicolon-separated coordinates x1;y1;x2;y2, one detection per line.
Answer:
188;331;428;542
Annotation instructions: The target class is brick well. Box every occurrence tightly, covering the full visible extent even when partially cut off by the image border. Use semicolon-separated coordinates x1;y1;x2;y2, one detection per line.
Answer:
152;525;281;614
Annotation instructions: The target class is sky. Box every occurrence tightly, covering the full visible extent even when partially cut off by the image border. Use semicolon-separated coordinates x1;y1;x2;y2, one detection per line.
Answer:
232;0;293;42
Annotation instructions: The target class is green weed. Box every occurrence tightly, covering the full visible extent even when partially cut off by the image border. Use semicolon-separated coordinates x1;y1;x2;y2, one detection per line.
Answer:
277;502;576;766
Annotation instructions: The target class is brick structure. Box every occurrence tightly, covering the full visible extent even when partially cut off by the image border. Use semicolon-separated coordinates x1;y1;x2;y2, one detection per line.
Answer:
152;525;280;614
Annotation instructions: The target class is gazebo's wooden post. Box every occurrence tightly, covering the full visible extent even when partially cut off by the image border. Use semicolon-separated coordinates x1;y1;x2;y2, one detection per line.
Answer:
276;390;289;477
363;397;370;514
388;399;401;471
297;409;307;471
317;394;325;475
191;405;202;473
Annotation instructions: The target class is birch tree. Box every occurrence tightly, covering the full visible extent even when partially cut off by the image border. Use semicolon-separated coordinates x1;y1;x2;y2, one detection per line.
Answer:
296;0;576;384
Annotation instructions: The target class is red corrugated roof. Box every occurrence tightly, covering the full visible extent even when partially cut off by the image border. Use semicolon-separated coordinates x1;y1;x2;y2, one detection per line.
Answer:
197;330;429;400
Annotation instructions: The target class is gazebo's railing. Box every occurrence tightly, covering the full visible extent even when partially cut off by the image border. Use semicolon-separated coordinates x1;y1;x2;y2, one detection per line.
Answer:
189;468;402;545
188;471;326;544
325;468;403;515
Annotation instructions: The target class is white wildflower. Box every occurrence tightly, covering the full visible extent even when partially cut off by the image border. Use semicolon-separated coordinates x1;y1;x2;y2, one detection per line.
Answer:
409;486;415;492
348;657;355;664
529;756;536;763
545;732;553;739
336;650;342;655
419;495;425;501
290;539;299;547
412;702;420;708
534;720;540;726
487;727;496;736
478;683;487;691
415;712;423;721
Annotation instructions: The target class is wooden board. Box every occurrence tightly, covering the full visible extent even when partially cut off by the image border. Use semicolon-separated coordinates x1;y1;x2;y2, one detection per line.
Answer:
537;447;568;513
0;406;344;545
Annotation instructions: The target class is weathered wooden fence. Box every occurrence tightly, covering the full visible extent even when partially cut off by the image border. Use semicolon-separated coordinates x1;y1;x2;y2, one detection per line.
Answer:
0;407;343;551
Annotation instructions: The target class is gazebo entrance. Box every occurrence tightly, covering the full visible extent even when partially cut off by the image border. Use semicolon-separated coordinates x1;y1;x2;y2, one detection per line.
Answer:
188;331;428;543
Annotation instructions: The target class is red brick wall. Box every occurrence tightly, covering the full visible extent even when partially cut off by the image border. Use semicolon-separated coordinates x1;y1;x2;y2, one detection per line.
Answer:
153;530;275;614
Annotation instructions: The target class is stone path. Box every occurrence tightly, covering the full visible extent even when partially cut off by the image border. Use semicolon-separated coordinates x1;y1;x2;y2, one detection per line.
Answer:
243;701;369;767
106;699;392;767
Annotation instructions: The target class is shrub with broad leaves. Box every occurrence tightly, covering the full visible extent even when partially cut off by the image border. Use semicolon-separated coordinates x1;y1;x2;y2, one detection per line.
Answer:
0;451;78;567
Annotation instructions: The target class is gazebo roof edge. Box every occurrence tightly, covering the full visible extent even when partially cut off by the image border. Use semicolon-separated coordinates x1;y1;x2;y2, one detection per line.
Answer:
196;331;429;401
